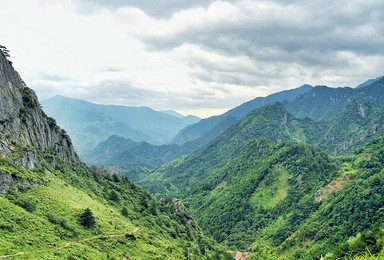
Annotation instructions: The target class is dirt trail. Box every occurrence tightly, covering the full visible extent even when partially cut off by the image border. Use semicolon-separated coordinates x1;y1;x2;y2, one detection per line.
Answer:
0;227;139;258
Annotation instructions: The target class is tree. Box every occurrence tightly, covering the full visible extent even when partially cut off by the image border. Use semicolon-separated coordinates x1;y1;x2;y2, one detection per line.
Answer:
79;208;95;228
121;207;128;217
109;190;120;202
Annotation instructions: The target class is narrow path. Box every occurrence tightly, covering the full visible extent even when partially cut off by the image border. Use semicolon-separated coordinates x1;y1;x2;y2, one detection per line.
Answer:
0;227;139;258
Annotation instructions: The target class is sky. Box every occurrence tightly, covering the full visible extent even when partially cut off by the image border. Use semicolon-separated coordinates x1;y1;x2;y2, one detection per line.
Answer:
1;0;383;118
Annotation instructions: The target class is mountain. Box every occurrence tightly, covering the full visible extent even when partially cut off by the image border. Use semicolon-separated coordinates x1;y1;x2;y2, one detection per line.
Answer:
83;135;188;173
355;75;384;88
41;96;200;156
0;48;226;259
139;102;321;196
170;84;313;148
286;78;384;120
139;98;384;195
182;135;384;259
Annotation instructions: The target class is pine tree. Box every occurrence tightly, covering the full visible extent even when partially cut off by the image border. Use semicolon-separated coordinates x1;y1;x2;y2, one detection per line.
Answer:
79;208;95;228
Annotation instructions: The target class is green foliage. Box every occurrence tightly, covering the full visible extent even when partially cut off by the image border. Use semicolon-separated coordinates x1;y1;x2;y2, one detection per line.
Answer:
20;86;38;109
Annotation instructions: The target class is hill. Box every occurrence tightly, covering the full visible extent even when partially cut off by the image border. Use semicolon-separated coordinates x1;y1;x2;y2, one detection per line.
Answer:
41;96;200;156
0;47;226;259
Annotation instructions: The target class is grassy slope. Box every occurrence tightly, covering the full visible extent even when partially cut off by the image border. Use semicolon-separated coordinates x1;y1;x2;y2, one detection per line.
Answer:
0;151;226;259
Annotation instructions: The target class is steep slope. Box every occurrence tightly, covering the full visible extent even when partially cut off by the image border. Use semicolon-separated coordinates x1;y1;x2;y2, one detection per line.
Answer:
171;84;313;147
279;135;384;259
41;96;200;156
0;48;226;259
286;78;384;120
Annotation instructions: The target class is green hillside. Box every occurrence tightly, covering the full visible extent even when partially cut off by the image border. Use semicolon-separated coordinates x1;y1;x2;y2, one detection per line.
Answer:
0;48;228;259
0;156;222;259
139;102;321;196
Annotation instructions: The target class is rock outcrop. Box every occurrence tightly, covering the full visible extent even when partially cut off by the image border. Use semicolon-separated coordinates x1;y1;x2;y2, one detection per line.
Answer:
0;48;81;168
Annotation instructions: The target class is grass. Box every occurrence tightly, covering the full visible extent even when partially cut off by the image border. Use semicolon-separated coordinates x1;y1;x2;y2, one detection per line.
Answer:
250;165;290;209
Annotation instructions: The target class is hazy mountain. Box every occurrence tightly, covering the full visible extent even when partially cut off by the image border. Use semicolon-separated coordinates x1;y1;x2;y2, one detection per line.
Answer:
41;96;200;156
83;135;188;172
161;109;188;118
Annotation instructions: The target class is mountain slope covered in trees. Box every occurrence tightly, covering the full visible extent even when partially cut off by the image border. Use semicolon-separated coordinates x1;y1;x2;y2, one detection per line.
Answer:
182;135;384;259
83;135;190;173
139;99;384;196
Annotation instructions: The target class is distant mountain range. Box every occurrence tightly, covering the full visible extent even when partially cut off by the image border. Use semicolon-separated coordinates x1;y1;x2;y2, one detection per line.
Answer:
41;96;200;156
174;77;384;147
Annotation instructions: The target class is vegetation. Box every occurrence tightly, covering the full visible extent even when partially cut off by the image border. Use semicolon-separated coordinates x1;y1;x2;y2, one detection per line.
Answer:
139;99;384;198
0;144;228;259
180;134;384;259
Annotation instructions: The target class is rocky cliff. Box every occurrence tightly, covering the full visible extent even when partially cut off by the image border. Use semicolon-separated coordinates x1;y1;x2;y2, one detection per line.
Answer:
0;48;80;168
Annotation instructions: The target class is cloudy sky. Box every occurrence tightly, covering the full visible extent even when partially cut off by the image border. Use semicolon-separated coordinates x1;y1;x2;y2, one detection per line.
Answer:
1;0;383;117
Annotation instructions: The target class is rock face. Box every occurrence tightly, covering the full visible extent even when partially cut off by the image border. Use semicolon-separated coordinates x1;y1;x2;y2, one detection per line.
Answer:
0;49;81;168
